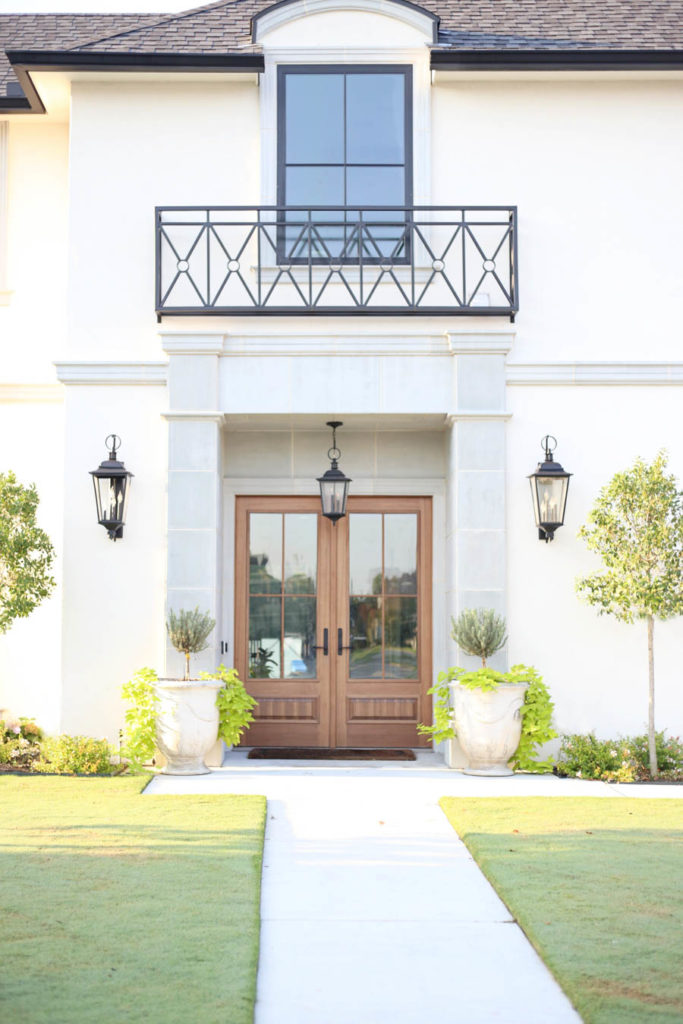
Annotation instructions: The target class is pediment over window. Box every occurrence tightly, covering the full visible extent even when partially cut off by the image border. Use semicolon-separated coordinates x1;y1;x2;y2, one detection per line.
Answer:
252;0;439;47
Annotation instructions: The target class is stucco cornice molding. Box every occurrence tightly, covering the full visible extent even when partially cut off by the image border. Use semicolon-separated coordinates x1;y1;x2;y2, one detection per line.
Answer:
0;382;63;403
506;362;683;386
447;331;515;355
160;334;225;355
54;361;167;385
446;412;512;422
162;411;226;424
253;0;438;44
224;333;451;356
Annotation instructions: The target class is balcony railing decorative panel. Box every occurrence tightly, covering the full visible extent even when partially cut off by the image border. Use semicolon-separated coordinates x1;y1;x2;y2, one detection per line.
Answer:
155;206;518;316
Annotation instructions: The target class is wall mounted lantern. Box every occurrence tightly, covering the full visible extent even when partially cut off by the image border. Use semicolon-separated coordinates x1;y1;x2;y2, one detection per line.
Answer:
90;434;133;541
317;421;351;524
528;435;572;542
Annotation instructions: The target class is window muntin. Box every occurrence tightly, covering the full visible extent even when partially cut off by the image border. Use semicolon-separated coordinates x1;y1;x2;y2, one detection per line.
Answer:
277;66;413;262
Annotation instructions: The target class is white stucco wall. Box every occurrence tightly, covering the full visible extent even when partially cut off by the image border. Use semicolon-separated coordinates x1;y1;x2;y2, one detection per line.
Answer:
507;385;683;738
1;19;682;747
432;76;683;363
59;384;167;741
67;80;260;356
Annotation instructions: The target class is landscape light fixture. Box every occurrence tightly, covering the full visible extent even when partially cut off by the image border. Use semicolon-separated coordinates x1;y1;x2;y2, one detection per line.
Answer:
528;435;572;542
90;434;133;541
317;421;351;524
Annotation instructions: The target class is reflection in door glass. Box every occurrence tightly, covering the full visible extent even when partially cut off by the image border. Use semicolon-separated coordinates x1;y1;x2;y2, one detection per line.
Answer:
384;596;417;678
284;596;317;678
384;514;417;593
348;512;418;679
349;597;382;678
249;514;282;594
349;515;382;594
248;596;281;678
284;515;317;594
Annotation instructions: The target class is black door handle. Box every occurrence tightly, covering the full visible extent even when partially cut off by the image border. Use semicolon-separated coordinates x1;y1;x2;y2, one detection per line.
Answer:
338;628;352;656
312;628;329;656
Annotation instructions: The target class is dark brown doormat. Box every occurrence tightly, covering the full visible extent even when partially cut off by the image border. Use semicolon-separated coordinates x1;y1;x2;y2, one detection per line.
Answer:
247;747;416;761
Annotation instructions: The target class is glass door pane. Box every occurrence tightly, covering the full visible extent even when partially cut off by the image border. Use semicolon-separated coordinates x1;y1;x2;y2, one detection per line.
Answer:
248;512;318;680
348;512;418;680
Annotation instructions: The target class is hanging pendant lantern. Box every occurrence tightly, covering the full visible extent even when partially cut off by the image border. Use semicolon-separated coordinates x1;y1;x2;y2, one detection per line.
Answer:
317;421;351;524
528;435;572;542
90;434;133;541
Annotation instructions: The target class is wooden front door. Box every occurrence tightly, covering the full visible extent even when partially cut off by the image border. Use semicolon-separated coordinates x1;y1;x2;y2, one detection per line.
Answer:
235;495;432;748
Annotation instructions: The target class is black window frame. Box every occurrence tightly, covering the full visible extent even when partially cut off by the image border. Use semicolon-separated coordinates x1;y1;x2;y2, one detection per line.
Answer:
276;64;413;266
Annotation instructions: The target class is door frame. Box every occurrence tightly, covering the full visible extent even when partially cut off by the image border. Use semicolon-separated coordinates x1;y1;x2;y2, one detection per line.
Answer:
233;493;433;748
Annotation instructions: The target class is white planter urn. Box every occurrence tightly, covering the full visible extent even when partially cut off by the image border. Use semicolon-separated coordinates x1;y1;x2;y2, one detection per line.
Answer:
451;681;529;776
155;679;223;776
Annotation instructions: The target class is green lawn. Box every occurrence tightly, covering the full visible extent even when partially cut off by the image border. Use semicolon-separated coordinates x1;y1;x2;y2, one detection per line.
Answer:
1;776;266;1024
440;796;683;1024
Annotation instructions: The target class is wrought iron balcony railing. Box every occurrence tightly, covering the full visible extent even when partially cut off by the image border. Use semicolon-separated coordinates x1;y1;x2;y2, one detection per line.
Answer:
155;205;518;317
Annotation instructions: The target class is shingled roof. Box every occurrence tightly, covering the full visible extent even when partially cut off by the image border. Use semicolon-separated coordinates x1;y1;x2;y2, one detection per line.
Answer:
2;0;683;103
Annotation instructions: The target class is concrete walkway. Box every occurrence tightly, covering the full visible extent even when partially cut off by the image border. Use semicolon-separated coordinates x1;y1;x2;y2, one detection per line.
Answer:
147;751;680;1024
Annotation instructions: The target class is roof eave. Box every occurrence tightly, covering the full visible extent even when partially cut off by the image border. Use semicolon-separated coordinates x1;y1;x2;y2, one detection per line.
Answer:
430;49;683;72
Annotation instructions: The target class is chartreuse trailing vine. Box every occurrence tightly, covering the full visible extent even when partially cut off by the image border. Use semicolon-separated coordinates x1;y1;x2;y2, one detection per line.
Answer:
121;663;257;769
418;609;556;772
418;664;557;772
201;664;257;747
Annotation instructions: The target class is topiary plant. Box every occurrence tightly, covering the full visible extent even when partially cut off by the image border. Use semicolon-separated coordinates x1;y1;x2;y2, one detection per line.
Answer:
451;608;507;667
166;607;216;680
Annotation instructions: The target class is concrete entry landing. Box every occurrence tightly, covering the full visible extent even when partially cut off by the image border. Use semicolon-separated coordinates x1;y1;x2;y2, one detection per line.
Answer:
146;750;612;1023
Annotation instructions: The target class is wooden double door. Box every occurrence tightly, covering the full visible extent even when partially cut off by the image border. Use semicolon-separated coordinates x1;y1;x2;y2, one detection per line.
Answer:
235;495;432;749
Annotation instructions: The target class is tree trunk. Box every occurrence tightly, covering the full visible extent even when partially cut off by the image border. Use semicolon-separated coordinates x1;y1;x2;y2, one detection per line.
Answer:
185;651;191;681
647;615;658;779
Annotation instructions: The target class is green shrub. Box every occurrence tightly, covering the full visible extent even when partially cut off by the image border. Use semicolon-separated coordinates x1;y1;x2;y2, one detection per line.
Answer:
556;734;638;782
0;716;43;768
627;732;683;780
556;731;683;783
166;607;215;680
38;735;114;775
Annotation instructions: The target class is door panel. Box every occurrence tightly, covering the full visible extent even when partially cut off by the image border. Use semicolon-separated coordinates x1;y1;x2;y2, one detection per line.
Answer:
235;497;333;747
335;497;432;748
235;495;432;748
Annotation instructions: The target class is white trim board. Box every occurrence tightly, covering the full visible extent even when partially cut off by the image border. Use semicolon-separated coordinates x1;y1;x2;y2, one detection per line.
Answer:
54;361;168;385
507;362;683;386
0;382;63;403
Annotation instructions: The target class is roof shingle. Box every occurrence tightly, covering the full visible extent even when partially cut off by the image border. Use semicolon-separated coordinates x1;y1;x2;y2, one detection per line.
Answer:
2;0;683;101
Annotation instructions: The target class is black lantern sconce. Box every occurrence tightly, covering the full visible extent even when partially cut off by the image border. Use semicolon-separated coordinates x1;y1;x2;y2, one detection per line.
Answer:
317;421;352;524
90;435;133;541
528;435;572;543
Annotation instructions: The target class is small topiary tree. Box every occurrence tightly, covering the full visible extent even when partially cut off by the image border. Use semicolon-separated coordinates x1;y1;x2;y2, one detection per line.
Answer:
166;607;216;680
576;451;683;779
0;471;55;634
451;607;507;667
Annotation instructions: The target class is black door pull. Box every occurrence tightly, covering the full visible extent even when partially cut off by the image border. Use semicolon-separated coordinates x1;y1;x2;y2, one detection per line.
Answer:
337;628;352;656
312;628;329;656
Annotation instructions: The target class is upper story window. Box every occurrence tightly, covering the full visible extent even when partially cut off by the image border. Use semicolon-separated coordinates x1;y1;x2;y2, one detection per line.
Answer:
277;65;412;261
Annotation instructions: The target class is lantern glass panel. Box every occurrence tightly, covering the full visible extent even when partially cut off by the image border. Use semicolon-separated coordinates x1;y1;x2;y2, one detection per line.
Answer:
94;474;130;526
320;477;349;520
532;475;568;528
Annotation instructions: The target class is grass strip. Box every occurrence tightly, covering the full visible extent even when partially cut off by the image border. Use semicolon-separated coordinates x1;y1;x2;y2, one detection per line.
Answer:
1;775;266;1024
440;796;683;1024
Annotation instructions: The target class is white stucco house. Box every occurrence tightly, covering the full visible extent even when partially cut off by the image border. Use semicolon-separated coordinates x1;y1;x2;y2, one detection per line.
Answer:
0;0;681;757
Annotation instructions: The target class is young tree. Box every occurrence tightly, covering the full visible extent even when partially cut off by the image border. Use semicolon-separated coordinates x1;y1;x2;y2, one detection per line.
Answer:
576;452;683;778
451;607;507;668
0;472;55;634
